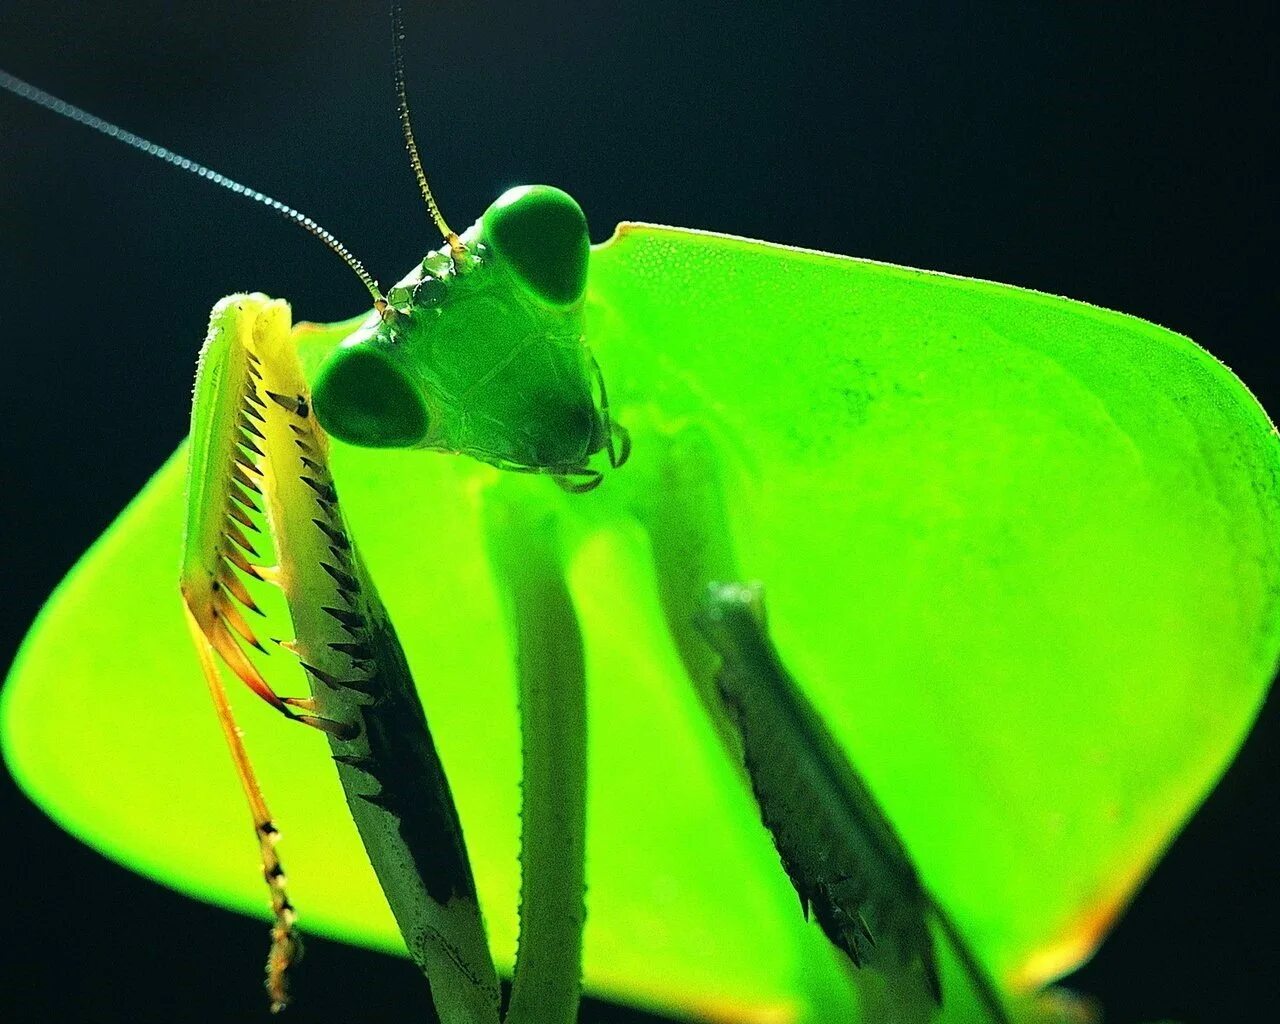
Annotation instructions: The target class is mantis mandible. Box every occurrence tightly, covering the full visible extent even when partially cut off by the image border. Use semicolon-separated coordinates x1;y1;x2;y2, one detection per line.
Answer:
2;4;1280;1018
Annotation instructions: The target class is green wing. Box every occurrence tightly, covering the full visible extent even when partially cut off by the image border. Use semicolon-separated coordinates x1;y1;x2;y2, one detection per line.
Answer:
4;225;1278;1023
586;224;1280;993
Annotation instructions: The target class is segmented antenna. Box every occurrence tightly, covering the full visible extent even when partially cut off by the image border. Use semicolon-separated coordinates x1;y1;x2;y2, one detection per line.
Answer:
0;68;387;311
390;1;465;258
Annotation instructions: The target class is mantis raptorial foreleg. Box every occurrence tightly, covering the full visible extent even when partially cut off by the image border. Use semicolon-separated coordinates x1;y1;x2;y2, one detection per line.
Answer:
180;296;501;1022
179;294;592;1024
619;421;745;751
695;582;1012;1024
618;422;1008;1019
179;295;315;1010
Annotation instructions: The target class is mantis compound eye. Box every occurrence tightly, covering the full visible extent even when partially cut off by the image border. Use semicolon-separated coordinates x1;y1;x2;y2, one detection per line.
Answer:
482;184;590;306
312;344;431;448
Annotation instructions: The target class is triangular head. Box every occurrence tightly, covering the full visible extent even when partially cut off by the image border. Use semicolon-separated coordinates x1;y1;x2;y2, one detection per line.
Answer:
312;185;628;489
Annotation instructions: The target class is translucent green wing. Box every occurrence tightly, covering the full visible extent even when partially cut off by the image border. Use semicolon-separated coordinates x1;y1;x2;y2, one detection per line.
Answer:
586;224;1280;998
4;225;1278;1023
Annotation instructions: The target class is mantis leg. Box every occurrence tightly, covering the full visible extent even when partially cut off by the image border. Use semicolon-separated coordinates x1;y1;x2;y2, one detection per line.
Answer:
179;295;317;1009
619;423;744;751
624;423;1008;1021
180;295;502;1023
181;604;299;1012
484;489;588;1024
694;584;1011;1024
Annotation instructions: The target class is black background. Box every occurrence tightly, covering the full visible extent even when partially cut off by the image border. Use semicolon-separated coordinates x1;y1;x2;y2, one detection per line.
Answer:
0;2;1274;1022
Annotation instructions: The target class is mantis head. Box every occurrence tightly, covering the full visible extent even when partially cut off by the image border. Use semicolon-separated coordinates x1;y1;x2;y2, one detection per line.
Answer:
312;186;623;484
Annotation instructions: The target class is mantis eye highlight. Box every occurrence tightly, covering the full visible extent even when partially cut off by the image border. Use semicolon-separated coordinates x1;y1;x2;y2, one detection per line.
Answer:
312;345;430;448
483;184;590;306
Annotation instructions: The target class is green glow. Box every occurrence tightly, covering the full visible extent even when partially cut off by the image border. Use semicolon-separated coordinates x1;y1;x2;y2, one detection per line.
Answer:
4;224;1278;1022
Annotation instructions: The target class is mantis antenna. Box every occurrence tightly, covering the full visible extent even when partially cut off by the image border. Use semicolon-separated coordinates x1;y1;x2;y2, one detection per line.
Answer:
390;0;465;259
0;68;389;313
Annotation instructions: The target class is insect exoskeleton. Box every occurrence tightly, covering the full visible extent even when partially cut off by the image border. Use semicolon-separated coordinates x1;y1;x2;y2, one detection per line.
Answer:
313;184;622;481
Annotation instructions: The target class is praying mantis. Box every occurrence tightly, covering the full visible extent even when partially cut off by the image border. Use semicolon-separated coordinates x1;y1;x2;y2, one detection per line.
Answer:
2;2;1280;1024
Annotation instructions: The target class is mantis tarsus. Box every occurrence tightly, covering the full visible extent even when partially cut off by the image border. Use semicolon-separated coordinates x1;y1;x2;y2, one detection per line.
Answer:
2;2;1280;1024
